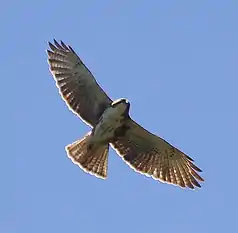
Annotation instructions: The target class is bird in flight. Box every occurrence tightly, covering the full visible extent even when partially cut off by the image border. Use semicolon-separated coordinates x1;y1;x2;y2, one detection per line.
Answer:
47;39;204;189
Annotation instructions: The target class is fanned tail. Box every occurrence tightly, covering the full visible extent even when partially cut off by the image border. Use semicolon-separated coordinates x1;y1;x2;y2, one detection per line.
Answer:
66;133;109;179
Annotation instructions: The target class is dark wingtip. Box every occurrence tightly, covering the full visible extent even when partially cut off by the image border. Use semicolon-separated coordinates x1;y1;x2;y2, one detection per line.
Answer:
185;155;194;161
53;39;63;49
53;38;58;45
48;41;56;51
68;45;76;53
194;166;202;173
199;176;205;182
191;177;202;188
60;40;69;50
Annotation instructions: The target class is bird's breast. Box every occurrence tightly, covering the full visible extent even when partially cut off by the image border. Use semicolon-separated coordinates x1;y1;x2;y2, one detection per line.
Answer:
92;105;127;143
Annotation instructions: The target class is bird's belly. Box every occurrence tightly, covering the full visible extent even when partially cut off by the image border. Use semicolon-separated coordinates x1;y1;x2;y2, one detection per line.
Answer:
92;117;124;143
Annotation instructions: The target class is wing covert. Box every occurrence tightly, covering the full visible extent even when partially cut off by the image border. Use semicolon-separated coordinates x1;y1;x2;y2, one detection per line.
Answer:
47;39;112;127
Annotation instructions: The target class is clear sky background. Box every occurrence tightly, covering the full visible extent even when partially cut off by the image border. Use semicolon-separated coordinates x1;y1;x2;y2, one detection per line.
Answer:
6;0;238;232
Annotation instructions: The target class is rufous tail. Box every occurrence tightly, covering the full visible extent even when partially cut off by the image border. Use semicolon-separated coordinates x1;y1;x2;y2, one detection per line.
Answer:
66;133;109;179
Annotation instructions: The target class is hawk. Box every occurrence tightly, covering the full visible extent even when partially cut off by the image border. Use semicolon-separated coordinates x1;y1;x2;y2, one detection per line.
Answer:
47;39;204;189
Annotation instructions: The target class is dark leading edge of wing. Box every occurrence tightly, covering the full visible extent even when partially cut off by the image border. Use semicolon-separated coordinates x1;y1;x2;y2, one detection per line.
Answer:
47;39;112;127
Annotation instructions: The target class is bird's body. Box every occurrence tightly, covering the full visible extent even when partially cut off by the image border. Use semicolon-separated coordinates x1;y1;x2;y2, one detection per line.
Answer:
91;99;129;144
47;40;204;189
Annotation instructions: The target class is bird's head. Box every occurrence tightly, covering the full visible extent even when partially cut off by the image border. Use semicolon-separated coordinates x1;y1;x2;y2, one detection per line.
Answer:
111;98;130;113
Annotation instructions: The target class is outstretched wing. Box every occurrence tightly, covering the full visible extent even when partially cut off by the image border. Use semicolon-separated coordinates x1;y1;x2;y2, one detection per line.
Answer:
47;39;112;127
111;119;204;189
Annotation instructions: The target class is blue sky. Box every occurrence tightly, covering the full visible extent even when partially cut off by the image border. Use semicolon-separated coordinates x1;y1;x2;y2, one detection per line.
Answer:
6;0;238;232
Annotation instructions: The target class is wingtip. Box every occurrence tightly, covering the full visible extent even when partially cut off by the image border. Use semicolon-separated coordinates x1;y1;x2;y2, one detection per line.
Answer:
185;155;194;162
60;40;69;50
48;41;56;51
195;166;203;173
54;39;63;49
68;45;76;53
53;38;58;44
199;177;205;182
48;39;70;51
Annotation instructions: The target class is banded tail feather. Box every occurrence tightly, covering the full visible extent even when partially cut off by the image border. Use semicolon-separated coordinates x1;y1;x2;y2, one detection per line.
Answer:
66;133;109;179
